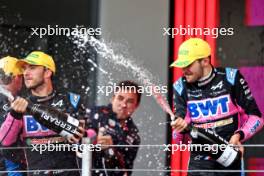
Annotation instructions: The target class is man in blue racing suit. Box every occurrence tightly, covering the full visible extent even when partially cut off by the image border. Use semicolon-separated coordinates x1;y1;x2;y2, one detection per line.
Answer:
170;38;263;176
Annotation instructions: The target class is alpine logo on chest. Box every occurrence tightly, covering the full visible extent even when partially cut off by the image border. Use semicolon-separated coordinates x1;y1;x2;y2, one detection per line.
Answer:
187;95;230;119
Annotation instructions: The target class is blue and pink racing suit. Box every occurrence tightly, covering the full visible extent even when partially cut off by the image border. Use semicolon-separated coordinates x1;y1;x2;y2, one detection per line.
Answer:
0;91;87;176
173;67;263;176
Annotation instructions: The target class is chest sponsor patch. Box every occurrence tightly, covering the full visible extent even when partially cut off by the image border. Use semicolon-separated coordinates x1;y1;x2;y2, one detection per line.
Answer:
24;115;55;136
187;95;230;119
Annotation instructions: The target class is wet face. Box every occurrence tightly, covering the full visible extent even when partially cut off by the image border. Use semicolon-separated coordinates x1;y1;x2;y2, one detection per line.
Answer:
182;60;204;83
22;64;46;89
111;90;139;121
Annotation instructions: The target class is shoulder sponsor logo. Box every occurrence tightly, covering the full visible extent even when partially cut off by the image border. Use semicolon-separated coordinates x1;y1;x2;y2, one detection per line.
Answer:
69;92;80;109
173;78;183;95
250;120;261;134
226;68;237;85
73;95;79;103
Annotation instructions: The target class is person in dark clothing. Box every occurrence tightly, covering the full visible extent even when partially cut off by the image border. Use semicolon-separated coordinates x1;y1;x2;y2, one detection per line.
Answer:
86;80;141;176
170;38;263;176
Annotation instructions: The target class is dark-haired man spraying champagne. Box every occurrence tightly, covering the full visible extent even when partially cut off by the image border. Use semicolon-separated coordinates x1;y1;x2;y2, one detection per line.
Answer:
86;80;141;176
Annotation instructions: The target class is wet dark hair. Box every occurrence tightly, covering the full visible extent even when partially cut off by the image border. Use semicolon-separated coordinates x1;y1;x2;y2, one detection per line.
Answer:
115;80;142;105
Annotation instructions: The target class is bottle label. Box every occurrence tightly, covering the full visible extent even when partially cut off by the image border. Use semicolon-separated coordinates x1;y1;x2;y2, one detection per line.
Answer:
67;115;79;126
60;130;73;138
190;128;198;139
216;145;238;167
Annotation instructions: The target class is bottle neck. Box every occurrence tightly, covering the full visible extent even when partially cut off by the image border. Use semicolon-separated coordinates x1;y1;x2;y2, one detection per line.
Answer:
26;101;36;113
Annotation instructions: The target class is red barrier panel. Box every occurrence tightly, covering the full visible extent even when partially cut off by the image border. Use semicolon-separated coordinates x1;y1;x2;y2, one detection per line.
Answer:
171;0;219;175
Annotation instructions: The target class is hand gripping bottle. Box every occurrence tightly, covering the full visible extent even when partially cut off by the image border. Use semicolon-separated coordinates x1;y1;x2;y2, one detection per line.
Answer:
27;103;80;138
188;126;241;167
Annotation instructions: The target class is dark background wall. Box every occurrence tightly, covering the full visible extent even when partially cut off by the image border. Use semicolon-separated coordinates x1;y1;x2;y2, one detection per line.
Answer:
218;0;264;67
1;0;99;27
0;0;100;106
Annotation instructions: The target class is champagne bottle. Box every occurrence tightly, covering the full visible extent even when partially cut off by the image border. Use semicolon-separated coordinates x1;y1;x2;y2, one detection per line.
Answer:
187;125;241;167
27;103;80;138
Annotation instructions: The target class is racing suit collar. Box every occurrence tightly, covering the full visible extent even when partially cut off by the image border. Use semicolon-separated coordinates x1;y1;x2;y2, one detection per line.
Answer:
29;90;57;103
197;66;216;87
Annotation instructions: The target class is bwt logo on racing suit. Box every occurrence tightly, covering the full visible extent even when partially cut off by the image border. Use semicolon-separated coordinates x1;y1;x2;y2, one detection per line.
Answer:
188;95;230;119
25;114;77;135
25;116;50;133
24;115;59;138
